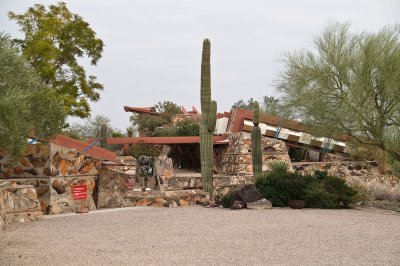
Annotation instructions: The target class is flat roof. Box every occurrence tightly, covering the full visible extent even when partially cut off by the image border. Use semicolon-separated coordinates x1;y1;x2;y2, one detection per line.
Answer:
107;136;228;145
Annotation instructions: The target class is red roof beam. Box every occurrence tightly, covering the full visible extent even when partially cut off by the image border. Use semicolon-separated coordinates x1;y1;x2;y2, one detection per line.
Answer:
107;136;228;145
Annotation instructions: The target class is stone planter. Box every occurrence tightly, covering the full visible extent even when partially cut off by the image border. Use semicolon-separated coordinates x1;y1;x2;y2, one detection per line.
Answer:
288;199;305;209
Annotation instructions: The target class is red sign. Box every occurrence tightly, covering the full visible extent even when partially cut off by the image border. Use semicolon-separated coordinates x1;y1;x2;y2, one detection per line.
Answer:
72;185;87;200
125;179;135;191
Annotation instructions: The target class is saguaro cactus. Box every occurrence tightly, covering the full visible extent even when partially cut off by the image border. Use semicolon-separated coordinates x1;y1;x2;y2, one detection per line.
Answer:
200;39;217;193
100;123;108;148
252;101;262;181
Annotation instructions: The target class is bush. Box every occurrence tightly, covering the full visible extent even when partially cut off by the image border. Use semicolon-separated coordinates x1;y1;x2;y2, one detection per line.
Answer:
220;189;235;208
347;176;400;202
127;144;160;159
255;169;357;208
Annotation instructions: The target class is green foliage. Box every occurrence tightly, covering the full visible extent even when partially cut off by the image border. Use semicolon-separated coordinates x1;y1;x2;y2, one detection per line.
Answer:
130;101;182;136
277;23;400;163
220;189;235;208
261;96;294;119
255;168;357;208
267;160;289;176
127;144;160;160
154;101;182;121
0;33;65;162
175;119;200;136
231;98;256;110
9;2;104;118
64;115;120;140
199;39;217;193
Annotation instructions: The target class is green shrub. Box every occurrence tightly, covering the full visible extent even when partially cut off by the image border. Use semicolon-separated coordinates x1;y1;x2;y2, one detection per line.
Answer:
255;170;357;208
220;189;235;208
127;143;160;159
267;160;289;176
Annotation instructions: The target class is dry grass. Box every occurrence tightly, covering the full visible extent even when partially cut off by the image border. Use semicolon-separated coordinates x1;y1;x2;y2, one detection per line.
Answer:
347;176;400;202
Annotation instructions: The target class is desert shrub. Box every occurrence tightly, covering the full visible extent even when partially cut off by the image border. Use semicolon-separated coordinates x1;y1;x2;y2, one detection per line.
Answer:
127;143;160;159
255;171;313;207
220;189;235;208
346;176;400;202
256;169;357;208
267;160;289;176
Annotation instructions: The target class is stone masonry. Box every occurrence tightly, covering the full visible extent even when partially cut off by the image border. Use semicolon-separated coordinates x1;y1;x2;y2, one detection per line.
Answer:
219;132;291;175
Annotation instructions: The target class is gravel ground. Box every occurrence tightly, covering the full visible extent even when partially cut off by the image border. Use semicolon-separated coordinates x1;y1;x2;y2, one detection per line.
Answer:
0;207;399;266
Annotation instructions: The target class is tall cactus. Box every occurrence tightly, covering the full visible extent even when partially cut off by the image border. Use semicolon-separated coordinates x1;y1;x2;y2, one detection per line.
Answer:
100;123;108;148
252;101;262;181
200;39;217;193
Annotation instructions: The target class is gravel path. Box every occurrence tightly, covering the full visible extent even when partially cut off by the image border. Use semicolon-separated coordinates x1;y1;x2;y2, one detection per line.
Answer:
1;207;399;265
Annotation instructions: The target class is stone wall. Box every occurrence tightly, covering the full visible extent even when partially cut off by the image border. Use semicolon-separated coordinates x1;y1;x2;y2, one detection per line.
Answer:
50;143;102;176
292;161;399;195
0;181;6;231
0;144;50;178
291;161;381;177
0;181;43;229
7;178;50;213
48;176;96;214
219;132;291;175
98;167;134;208
0;143;104;179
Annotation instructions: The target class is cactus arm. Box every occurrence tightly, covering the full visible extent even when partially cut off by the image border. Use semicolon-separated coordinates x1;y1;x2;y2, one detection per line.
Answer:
207;100;217;133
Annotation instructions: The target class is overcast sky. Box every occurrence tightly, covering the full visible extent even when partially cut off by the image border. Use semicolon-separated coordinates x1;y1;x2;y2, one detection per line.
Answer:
1;0;399;130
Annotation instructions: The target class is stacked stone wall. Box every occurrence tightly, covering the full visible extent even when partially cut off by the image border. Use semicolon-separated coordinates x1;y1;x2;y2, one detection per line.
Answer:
98;167;134;208
0;144;50;178
291;161;381;177
292;161;399;193
219;132;291;175
0;182;43;229
48;176;96;214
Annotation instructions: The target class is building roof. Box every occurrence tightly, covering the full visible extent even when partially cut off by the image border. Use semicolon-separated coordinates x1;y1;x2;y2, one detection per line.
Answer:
123;106;158;115
52;135;117;161
228;109;350;142
107;136;228;145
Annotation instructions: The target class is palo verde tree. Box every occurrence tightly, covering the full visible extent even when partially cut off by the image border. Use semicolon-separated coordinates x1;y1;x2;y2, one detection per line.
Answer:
200;39;217;193
0;33;65;162
277;23;400;164
9;2;104;118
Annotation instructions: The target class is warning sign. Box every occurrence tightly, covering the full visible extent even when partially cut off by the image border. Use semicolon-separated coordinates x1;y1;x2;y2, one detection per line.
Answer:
72;185;87;200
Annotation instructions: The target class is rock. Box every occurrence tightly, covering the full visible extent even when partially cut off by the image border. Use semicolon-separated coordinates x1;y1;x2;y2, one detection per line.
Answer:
169;201;178;208
52;180;66;194
50;205;62;214
233;184;263;204
150;202;164;207
247;198;272;210
154;197;167;205
24;168;39;176
136;199;152;206
231;200;245;209
13;166;24;175
106;197;120;208
178;199;189;206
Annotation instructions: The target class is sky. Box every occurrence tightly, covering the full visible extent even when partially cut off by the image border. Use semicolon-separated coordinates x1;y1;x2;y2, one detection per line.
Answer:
1;0;399;131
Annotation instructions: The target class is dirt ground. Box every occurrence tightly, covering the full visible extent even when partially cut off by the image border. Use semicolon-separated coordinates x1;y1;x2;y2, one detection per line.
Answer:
1;206;399;266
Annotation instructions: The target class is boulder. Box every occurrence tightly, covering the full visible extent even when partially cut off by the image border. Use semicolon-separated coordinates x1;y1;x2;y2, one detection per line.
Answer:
178;199;189;206
136;199;152;206
246;198;272;210
169;201;178;208
52;180;66;194
50;205;62;214
233;184;263;204
231;200;245;210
